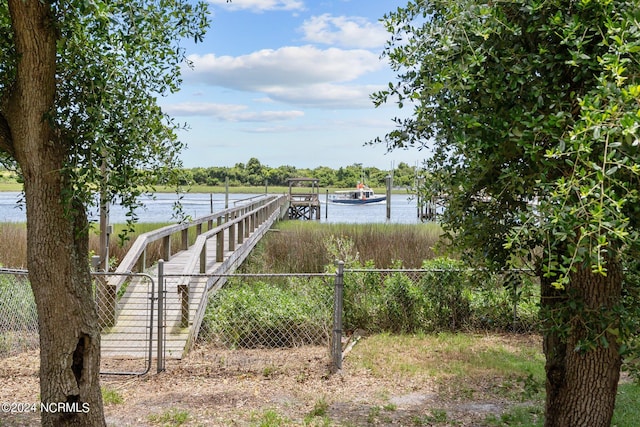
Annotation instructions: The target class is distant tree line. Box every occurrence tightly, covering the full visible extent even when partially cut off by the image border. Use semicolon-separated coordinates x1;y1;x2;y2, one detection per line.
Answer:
179;157;419;188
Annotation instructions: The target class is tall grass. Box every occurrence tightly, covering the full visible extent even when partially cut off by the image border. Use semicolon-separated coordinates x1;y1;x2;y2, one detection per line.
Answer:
0;223;27;268
3;220;441;271
0;222;177;269
241;221;443;273
0;218;442;271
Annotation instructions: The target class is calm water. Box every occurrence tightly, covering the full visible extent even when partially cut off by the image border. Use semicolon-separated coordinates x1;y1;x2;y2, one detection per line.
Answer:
0;192;421;224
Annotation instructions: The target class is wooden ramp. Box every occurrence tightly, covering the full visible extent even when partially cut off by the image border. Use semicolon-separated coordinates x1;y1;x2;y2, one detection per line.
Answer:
100;194;288;360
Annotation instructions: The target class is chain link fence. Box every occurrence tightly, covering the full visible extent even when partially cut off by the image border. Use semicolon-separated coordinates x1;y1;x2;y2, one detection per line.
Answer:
196;273;335;349
341;266;539;335
0;269;155;375
1;264;540;375
0;269;37;356
190;265;539;371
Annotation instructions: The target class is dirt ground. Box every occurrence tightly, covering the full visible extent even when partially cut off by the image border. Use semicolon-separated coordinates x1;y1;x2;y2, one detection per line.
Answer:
0;336;540;427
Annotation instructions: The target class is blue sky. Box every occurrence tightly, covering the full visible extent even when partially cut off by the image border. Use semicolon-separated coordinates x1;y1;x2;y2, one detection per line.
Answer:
161;0;419;170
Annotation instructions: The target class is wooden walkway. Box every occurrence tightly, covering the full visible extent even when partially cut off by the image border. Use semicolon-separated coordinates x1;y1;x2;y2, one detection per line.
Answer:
100;194;288;361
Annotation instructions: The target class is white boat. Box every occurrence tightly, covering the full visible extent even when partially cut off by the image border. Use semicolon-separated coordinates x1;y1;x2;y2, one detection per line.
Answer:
329;184;386;205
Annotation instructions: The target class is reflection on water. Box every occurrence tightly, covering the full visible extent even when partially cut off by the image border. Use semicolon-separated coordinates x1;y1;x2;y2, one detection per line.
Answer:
0;192;421;224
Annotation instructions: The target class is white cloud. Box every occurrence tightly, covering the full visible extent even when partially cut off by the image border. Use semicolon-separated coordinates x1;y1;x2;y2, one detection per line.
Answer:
163;102;304;122
184;45;384;108
266;83;382;108
207;0;304;12
188;46;381;87
300;14;388;49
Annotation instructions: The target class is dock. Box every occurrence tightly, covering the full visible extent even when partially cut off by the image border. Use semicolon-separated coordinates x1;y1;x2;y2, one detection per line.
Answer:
286;177;321;220
98;194;288;361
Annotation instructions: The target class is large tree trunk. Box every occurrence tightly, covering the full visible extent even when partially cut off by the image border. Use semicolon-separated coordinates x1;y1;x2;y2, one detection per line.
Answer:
5;1;106;425
542;258;622;427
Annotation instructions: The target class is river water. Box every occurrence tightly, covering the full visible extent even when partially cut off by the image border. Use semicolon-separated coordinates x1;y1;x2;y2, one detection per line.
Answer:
0;192;421;224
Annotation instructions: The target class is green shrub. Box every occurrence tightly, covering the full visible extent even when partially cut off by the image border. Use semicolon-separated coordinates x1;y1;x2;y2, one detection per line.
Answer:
342;261;383;332
466;270;539;332
342;257;539;334
380;270;426;333
201;278;331;348
200;254;541;348
419;258;473;331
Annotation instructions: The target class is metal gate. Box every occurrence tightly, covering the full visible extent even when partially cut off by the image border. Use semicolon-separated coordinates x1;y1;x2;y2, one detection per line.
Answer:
95;272;155;375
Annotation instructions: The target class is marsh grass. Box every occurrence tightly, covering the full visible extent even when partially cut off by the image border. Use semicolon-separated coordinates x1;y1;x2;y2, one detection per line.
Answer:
0;222;27;268
0;221;177;270
242;221;443;273
0;218;441;271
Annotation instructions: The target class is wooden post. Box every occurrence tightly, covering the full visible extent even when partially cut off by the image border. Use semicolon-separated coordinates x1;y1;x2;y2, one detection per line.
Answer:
181;229;189;250
162;235;171;261
216;216;224;263
385;174;392;221
229;212;236;252
99;158;110;272
325;189;329;219
96;277;116;329
237;219;244;244
200;243;207;274
225;177;229;225
137;249;146;273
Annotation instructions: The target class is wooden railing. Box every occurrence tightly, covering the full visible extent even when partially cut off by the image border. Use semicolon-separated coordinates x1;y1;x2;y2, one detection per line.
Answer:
179;194;287;277
108;194;288;290
177;196;289;350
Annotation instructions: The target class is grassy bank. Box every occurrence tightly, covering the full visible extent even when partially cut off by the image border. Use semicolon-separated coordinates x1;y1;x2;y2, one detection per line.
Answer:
0;223;27;268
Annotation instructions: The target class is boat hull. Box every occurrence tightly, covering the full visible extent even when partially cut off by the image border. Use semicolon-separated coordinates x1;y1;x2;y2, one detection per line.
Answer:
330;196;387;205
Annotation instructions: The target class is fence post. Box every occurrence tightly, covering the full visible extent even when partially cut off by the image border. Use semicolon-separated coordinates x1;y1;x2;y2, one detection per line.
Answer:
157;259;165;373
332;260;344;373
